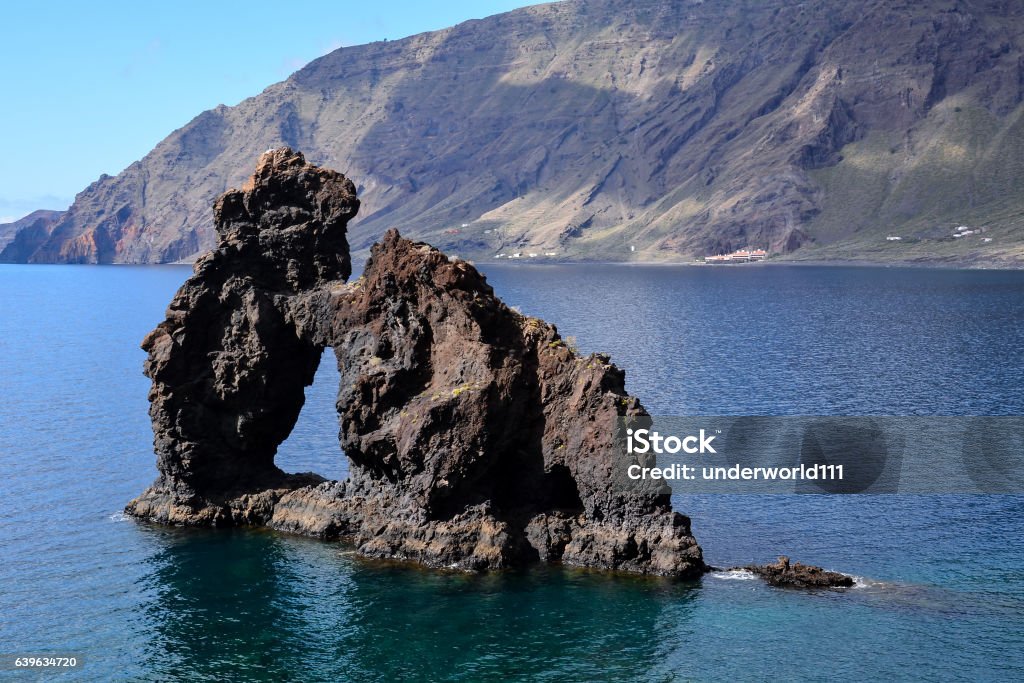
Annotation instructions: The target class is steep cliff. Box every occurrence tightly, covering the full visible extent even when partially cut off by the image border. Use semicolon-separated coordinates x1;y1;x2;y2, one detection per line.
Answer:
0;210;63;255
6;0;1024;265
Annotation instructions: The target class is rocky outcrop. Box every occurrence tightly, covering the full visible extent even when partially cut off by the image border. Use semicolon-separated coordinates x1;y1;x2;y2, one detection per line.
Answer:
127;149;704;578
742;556;855;589
127;148;358;528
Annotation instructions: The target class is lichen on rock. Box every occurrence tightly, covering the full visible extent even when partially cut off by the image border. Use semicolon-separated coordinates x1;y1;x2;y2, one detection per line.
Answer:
127;148;704;578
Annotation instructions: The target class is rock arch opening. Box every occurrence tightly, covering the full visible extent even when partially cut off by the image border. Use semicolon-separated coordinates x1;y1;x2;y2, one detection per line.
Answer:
274;348;347;483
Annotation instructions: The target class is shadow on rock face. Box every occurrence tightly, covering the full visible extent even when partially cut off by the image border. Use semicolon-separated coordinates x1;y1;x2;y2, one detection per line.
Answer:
127;148;704;579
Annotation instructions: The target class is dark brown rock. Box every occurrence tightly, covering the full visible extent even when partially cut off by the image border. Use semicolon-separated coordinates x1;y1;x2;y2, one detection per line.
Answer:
127;148;358;528
127;149;704;578
742;556;855;589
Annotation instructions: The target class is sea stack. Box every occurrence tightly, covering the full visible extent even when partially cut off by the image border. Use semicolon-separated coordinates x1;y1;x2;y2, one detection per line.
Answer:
127;148;705;578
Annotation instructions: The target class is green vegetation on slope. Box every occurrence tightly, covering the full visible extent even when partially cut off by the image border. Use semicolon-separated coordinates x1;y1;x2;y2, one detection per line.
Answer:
802;97;1024;265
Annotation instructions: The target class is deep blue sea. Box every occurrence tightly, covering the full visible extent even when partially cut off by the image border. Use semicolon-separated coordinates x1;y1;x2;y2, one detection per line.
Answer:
1;262;1023;681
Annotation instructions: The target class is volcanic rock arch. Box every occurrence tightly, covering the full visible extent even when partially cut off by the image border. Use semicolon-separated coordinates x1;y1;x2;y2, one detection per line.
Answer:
127;148;704;578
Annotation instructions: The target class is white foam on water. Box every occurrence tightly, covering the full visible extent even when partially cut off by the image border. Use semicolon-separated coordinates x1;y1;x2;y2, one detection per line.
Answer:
108;511;130;522
848;575;888;590
709;569;758;581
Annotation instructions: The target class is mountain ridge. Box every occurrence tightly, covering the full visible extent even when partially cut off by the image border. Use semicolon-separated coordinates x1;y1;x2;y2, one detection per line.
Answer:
0;210;64;254
4;0;1024;266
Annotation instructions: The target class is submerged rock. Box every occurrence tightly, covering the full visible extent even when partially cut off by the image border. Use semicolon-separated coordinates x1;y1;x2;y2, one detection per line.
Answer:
127;148;704;579
742;556;855;588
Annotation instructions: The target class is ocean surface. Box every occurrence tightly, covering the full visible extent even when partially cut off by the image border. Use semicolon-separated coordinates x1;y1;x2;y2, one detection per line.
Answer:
1;262;1023;681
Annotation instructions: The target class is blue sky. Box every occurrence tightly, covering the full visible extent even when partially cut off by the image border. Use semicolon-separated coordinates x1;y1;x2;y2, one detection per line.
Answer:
0;0;535;222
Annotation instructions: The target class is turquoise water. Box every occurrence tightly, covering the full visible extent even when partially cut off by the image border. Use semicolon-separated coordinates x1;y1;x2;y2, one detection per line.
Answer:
1;263;1023;681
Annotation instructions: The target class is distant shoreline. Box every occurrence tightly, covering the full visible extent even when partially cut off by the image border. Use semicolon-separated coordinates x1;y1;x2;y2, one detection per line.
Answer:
471;257;1024;271
1;255;1021;271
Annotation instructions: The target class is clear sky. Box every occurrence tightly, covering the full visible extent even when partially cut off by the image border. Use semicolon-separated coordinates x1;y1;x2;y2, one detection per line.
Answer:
0;0;536;223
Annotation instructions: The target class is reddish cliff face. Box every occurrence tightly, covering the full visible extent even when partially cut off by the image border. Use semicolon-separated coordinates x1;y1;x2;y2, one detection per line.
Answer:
7;0;1024;266
127;149;705;578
